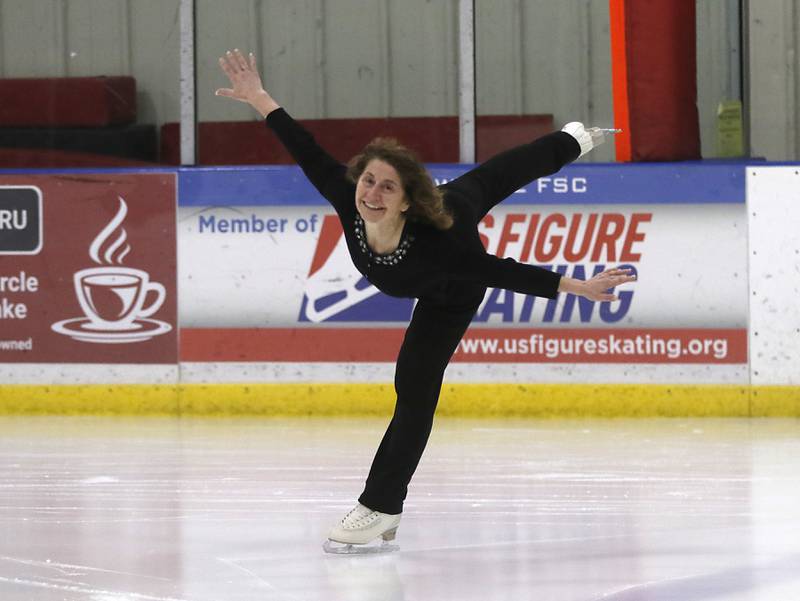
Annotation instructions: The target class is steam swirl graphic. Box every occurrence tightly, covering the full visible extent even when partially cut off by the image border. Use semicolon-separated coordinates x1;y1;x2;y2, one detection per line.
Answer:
89;196;131;265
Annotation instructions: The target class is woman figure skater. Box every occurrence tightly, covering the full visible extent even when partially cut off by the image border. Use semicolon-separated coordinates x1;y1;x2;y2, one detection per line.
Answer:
216;49;635;553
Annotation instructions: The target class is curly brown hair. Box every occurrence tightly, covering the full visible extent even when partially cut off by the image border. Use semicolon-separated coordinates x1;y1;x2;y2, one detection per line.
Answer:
346;137;453;230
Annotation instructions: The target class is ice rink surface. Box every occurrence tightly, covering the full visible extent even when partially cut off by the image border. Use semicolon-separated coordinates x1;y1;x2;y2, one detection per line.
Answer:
0;415;798;601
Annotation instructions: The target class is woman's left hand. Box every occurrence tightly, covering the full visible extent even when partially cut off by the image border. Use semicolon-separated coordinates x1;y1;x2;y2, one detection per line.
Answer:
579;267;636;301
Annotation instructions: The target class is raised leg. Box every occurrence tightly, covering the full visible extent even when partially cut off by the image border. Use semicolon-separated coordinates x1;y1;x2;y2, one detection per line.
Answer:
439;131;581;223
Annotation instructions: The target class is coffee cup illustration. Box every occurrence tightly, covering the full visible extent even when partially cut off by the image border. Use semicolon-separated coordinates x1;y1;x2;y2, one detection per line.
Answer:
74;266;165;330
52;196;172;343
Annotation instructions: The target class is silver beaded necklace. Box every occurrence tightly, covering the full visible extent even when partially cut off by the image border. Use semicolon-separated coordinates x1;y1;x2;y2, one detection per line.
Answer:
354;214;414;266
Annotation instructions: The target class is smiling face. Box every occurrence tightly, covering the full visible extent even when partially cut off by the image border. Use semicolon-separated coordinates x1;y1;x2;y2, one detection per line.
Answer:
355;159;410;226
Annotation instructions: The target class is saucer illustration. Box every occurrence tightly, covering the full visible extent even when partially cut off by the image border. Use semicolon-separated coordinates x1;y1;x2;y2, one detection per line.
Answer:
51;317;172;344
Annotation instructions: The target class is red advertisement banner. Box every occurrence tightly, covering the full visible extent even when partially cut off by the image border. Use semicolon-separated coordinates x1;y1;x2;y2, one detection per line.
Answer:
0;174;177;363
181;328;747;364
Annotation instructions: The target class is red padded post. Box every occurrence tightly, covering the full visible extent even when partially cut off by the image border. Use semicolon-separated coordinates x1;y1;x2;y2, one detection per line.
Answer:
609;0;701;161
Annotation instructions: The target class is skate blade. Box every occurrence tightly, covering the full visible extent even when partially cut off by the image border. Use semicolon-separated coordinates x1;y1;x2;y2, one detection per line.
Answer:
322;539;399;555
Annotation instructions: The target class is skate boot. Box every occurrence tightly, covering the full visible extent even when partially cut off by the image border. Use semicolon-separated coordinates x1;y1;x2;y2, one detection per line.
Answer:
322;503;402;554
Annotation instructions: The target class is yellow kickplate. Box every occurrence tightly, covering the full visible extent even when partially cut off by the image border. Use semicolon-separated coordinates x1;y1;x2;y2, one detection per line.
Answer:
2;383;795;417
750;386;800;417
0;385;179;415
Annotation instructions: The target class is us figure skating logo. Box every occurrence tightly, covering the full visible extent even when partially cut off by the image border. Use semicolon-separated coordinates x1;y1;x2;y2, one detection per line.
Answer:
299;215;414;323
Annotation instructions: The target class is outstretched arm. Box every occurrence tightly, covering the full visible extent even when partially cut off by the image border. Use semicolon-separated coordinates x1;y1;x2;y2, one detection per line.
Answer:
216;49;351;210
450;249;635;301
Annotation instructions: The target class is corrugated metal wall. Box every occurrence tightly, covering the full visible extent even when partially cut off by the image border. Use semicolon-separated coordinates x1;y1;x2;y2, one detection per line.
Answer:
0;0;797;160
0;0;179;129
475;0;613;162
194;0;460;122
697;0;742;159
748;0;800;160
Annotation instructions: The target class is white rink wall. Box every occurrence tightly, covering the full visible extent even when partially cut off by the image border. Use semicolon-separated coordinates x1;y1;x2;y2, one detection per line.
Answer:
0;163;797;393
747;167;800;385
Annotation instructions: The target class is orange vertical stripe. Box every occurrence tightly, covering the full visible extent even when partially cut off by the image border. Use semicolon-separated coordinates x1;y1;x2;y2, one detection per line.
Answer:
609;0;632;162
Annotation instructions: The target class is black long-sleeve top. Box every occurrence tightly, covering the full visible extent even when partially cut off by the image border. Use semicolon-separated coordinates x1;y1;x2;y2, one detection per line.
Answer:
265;108;580;309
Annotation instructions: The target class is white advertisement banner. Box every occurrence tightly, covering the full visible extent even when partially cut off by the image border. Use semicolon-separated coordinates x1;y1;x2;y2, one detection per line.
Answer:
178;203;748;329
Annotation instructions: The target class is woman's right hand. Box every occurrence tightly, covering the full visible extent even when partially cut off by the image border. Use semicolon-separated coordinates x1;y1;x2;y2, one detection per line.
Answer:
215;49;279;117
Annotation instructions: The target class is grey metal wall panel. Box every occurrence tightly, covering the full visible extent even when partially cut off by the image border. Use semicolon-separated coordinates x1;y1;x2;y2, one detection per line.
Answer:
321;1;389;118
64;0;130;76
196;0;259;123
586;0;613;146
387;0;458;117
255;0;326;119
476;0;523;115
1;0;66;77
476;1;614;162
127;0;181;127
199;0;457;121
748;0;799;160
697;0;741;159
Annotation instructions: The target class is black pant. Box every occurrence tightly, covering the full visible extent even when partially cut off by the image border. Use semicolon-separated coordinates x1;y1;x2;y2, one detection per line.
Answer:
358;296;482;515
355;133;575;514
356;154;507;515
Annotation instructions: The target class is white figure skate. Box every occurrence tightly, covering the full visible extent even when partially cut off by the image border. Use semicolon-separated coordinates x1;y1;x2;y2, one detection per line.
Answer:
322;503;402;555
561;122;621;157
